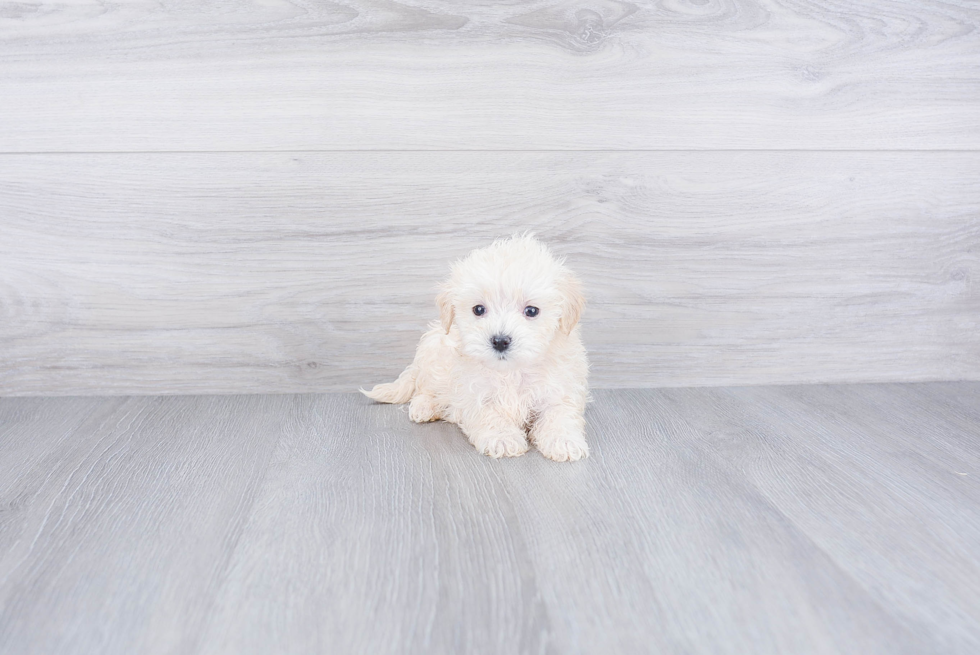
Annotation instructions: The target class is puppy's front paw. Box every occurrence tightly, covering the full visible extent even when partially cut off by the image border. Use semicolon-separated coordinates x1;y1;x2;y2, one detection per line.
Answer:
409;394;440;423
534;432;589;462
483;435;529;458
472;431;529;459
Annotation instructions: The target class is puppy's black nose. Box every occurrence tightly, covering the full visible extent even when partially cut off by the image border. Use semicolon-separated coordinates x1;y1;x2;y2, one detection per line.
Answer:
491;335;511;352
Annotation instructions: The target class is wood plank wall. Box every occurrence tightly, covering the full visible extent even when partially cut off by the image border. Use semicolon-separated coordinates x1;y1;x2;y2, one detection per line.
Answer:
1;0;978;395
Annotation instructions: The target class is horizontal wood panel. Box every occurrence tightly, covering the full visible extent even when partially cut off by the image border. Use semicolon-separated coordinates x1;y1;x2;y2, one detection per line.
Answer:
0;0;978;151
1;151;977;394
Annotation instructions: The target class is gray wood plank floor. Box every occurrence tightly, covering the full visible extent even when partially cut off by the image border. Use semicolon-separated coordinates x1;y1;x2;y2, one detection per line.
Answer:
1;384;978;654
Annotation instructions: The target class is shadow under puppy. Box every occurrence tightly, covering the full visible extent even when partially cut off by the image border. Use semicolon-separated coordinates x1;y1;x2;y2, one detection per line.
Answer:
362;234;589;461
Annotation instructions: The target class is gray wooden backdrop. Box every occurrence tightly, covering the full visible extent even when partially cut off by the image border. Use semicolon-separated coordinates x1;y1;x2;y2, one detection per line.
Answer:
1;0;978;395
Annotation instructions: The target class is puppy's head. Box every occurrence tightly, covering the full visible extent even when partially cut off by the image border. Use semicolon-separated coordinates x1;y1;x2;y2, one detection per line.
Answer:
436;234;584;368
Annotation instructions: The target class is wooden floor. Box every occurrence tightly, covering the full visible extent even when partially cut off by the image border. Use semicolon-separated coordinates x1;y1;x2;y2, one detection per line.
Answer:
1;383;978;654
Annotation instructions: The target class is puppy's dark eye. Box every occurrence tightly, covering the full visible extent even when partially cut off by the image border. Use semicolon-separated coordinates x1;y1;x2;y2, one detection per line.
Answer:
472;305;486;316
524;306;539;318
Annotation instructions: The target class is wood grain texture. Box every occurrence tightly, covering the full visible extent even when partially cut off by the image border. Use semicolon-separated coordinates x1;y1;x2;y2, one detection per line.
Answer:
2;151;977;395
0;384;978;654
1;0;978;150
652;384;980;652
0;394;287;654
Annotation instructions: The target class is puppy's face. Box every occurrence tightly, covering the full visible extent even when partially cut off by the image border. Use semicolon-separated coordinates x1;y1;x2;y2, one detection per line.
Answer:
437;236;583;369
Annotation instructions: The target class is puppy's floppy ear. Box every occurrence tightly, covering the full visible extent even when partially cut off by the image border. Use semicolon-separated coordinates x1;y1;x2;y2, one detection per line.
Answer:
435;287;455;334
558;270;585;335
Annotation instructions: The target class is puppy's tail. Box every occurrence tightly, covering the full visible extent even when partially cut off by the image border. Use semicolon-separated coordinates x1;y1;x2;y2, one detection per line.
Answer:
360;366;417;404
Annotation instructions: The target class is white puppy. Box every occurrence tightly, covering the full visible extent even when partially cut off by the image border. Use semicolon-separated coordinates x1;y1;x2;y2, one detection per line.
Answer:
362;234;589;461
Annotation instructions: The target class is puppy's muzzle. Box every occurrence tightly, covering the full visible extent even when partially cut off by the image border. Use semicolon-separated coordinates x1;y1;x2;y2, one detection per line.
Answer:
491;334;511;353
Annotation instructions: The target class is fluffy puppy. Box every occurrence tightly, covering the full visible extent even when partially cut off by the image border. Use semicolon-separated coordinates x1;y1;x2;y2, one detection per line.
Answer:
362;234;589;461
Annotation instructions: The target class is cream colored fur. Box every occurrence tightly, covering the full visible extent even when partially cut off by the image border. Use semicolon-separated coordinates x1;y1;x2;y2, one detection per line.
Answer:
362;234;590;461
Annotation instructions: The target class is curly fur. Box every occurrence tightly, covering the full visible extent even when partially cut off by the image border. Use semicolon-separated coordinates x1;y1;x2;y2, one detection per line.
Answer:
362;234;590;461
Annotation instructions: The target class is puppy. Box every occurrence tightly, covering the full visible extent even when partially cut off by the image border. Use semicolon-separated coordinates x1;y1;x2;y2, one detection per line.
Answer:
362;234;589;461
